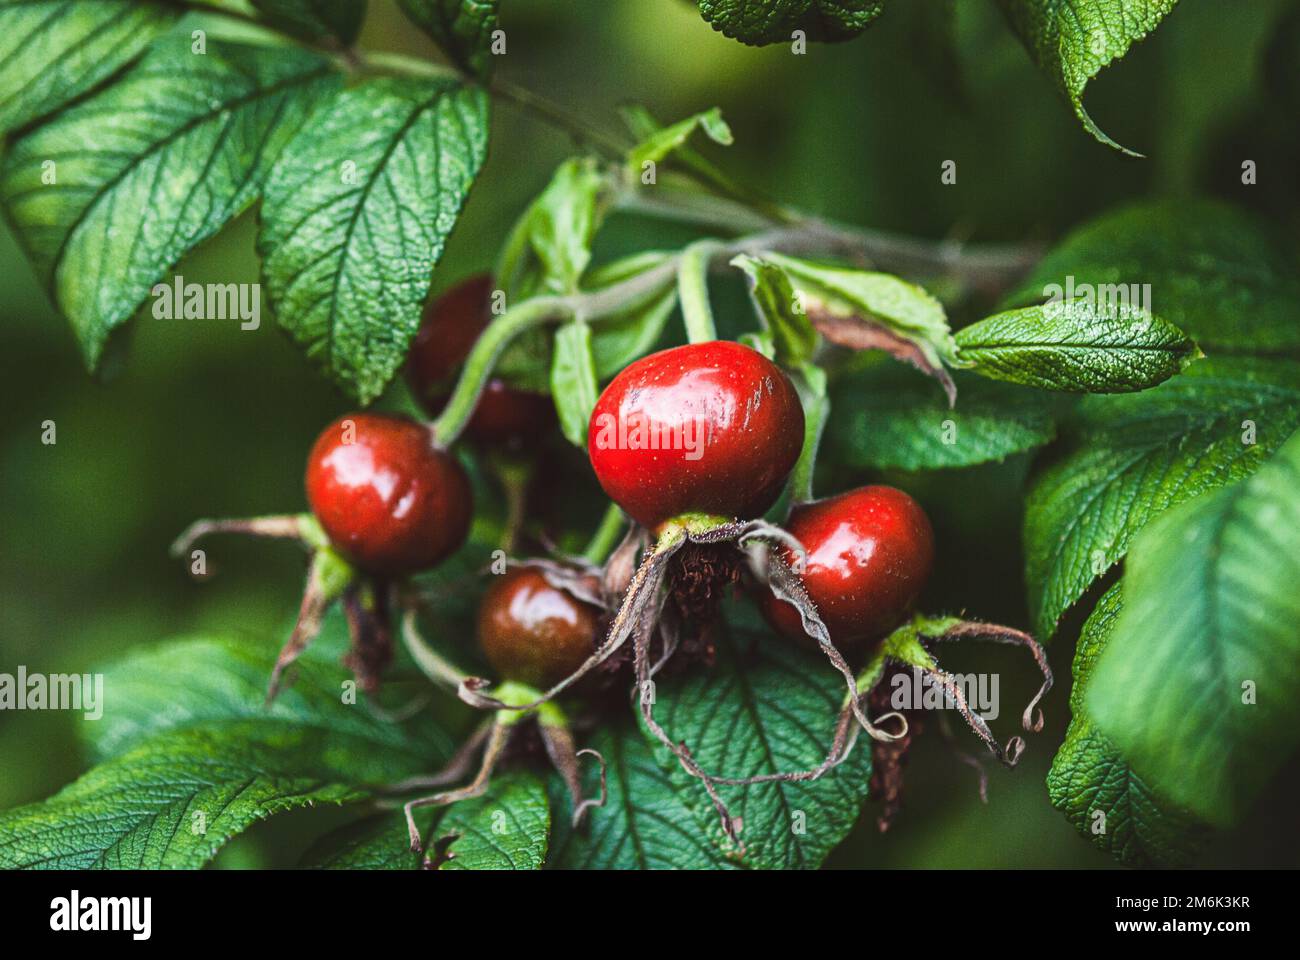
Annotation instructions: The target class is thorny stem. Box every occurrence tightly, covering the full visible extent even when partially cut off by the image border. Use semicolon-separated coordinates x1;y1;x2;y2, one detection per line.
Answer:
190;1;1040;298
489;77;631;158
616;185;1042;294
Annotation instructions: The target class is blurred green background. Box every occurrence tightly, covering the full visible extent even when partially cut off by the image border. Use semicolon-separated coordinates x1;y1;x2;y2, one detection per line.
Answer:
2;0;1298;868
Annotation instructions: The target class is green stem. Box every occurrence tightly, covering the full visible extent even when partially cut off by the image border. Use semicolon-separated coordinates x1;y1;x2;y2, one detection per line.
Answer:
489;77;631;159
360;50;461;82
430;264;678;447
581;503;627;566
617;184;1042;295
678;240;723;344
788;382;829;507
430;297;568;446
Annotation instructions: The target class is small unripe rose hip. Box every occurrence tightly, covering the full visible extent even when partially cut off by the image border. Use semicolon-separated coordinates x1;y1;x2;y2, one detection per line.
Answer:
406;274;555;444
763;485;934;652
587;341;805;530
305;413;472;576
477;566;602;687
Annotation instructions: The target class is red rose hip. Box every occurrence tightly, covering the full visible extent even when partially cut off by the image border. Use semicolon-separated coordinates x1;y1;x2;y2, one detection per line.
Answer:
764;485;934;652
477;566;602;687
587;341;805;530
305;413;472;576
406;274;554;443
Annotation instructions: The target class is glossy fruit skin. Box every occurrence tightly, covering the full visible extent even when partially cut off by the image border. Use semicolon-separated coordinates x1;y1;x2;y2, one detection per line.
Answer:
763;485;934;653
587;341;805;530
305;413;472;577
477;567;602;687
406;274;554;443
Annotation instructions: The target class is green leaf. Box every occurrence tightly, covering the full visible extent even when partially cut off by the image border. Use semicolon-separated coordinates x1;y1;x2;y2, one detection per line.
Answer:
550;319;599;447
0;629;456;869
1087;430;1300;826
760;252;960;402
302;812;426;869
80;630;456;765
732;253;817;366
651;627;873;869
252;0;367;45
1046;585;1208;865
697;0;885;46
829;364;1058;471
436;773;549;870
955;302;1199;393
996;0;1180;154
1024;356;1300;637
620;104;757;204
0;0;178;133
0;37;338;370
546;720;732;870
490;158;616;390
258;76;489;404
1004;200;1300;353
398;0;499;77
0;726;373;869
585;252;679;379
496;156;611;300
627;107;733;171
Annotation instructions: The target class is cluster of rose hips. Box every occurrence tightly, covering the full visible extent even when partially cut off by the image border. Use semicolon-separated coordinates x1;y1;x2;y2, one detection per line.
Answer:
177;273;1047;863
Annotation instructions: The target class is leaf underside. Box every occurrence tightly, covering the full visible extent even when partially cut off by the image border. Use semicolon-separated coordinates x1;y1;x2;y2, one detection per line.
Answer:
997;0;1180;153
1046;585;1208;865
1023;356;1300;638
1087;430;1300;826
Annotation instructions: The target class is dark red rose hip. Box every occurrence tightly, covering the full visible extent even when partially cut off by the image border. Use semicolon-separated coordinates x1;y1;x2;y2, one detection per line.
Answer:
305;412;472;576
477;566;602;687
763;485;934;652
587;341;805;530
